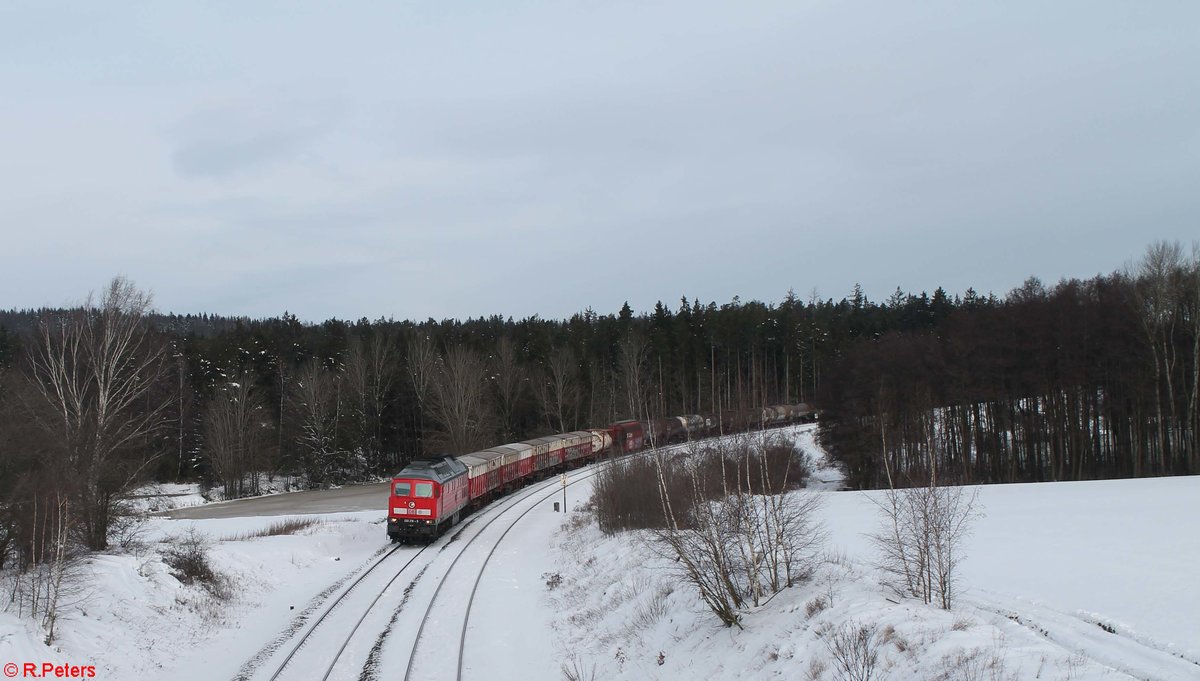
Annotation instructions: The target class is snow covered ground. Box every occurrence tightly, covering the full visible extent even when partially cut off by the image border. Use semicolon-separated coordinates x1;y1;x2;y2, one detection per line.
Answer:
2;424;1197;681
125;474;314;514
501;425;1200;681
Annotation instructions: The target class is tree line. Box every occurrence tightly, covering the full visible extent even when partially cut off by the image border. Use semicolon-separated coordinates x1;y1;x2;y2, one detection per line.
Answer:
2;240;1195;559
0;280;830;556
820;241;1200;489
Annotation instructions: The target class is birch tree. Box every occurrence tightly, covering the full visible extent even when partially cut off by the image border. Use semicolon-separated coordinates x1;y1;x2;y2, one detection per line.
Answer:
27;277;170;550
538;347;580;433
619;334;649;420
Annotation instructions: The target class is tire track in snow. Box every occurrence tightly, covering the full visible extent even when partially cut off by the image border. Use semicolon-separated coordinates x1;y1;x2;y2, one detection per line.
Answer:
965;592;1200;681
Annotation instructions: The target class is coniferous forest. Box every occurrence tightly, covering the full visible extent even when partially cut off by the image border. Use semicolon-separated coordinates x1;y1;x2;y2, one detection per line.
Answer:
0;242;1198;551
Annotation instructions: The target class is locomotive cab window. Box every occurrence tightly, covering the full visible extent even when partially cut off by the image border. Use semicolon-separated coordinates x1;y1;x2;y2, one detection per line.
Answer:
393;482;411;497
415;482;434;498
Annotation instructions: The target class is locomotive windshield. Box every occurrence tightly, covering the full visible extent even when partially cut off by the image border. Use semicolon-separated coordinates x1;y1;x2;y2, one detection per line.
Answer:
415;482;434;498
394;482;411;496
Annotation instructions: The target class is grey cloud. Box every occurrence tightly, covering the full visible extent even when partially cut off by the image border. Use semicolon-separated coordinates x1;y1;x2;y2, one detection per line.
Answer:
170;100;342;178
2;2;1198;322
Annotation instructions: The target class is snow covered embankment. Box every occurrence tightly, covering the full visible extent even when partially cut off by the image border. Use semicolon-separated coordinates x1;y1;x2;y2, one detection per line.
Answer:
1;513;386;681
544;425;1158;681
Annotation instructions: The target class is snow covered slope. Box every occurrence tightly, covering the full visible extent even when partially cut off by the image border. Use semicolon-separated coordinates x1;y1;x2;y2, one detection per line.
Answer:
535;425;1199;680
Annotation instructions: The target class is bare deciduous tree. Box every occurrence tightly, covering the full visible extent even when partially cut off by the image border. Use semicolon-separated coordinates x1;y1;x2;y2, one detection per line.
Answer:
538;347;581;433
428;346;491;455
619;334;649;420
27;276;170;549
826;623;882;681
1187;243;1200;473
871;430;980;610
203;375;270;499
344;332;399;471
2;490;82;645
407;333;439;452
491;337;525;442
649;436;824;627
293;358;342;485
1132;241;1186;474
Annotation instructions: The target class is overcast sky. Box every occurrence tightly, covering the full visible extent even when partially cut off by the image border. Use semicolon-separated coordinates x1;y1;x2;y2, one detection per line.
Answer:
1;2;1197;322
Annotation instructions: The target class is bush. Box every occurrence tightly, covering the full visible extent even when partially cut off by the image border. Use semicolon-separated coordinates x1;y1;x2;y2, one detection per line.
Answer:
592;436;811;534
806;596;828;618
592;455;694;533
826;623;882;681
162;528;218;588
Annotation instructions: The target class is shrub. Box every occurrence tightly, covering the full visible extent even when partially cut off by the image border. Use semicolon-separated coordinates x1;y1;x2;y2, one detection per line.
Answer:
591;436;812;534
806;596;828;618
826;623;882;681
162;528;221;592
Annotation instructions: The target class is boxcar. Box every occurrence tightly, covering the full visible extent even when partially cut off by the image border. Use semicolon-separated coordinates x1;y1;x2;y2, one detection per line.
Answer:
489;443;533;484
562;431;594;464
460;450;503;504
522;436;555;475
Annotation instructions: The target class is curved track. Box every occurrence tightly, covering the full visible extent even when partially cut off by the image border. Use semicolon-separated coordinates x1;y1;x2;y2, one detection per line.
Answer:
256;543;426;681
400;465;602;681
249;464;604;681
246;429;791;681
403;441;702;681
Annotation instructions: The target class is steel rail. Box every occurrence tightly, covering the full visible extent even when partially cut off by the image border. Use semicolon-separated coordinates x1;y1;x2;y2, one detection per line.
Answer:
400;465;602;681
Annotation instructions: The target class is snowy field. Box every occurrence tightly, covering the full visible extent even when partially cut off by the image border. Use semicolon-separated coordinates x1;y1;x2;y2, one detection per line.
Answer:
540;427;1200;681
2;425;1197;681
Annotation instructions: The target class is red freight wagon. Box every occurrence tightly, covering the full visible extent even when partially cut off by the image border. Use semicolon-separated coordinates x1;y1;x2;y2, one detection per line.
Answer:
528;435;566;468
525;436;556;472
387;456;469;541
511;442;534;479
608;420;645;453
460;450;503;503
563;431;594;464
489;443;533;486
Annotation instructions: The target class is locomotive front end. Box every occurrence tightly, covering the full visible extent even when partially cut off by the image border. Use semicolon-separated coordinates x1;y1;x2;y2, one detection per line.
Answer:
387;477;442;541
386;456;470;543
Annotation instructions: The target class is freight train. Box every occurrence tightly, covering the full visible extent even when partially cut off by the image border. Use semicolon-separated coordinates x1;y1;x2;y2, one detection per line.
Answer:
386;403;814;542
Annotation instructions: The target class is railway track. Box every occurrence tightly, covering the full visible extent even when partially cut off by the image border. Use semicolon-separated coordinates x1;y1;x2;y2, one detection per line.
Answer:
264;543;427;681
402;438;713;681
249;464;603;681
400;464;604;681
248;427;797;681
